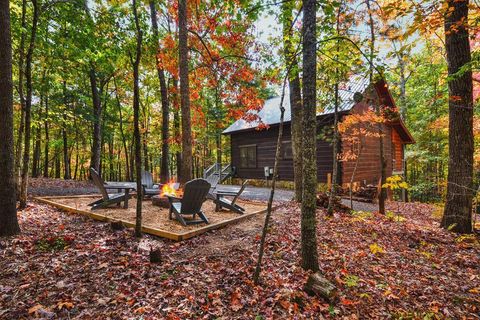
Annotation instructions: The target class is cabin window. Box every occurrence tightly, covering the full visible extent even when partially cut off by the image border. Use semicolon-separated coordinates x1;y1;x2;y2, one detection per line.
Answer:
282;141;293;160
239;145;256;168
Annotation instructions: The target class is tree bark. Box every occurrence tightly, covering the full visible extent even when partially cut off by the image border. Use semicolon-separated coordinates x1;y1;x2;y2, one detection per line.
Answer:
62;80;71;179
0;0;20;236
132;0;143;237
43;87;49;178
253;85;287;285
366;0;386;214
178;0;193;183
173;79;182;179
327;82;339;216
32;126;41;177
89;68;102;176
149;0;170;183
113;77;131;181
441;0;473;234
15;0;27;195
19;0;39;209
301;0;320;272
281;0;303;202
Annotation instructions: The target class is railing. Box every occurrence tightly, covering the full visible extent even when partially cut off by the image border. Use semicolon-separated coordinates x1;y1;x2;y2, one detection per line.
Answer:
203;163;232;183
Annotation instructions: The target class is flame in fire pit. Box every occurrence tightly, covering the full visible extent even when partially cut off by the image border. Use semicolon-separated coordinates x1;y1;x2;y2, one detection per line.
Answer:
160;180;180;197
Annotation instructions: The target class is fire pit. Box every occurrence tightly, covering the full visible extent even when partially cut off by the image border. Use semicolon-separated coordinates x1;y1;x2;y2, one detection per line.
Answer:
151;181;181;209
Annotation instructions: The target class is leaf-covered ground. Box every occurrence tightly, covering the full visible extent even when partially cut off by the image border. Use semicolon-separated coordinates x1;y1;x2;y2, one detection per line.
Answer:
1;200;479;319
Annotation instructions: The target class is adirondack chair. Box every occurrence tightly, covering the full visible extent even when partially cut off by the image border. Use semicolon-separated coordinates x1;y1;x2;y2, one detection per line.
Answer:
213;180;248;214
205;174;221;200
88;168;133;209
167;179;211;226
141;170;161;197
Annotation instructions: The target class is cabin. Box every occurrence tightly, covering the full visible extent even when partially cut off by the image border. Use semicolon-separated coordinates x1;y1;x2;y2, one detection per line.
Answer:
222;75;415;189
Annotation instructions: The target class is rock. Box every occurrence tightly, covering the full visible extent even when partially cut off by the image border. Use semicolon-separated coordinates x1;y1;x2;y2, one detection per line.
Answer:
149;248;162;264
110;220;124;231
304;272;338;302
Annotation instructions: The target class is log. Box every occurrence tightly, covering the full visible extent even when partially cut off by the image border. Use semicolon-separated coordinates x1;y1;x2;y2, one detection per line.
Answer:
304;272;337;302
149;248;162;263
110;220;125;231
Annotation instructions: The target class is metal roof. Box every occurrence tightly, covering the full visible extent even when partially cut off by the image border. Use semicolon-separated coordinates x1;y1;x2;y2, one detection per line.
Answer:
223;74;370;134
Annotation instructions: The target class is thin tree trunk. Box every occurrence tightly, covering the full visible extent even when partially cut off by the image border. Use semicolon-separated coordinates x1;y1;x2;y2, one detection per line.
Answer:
89;68;102;175
173;79;181;179
15;0;27;195
441;0;473;233
301;0;319;272
32;126;41;177
0;0;20;236
178;0;192;183
282;0;303;202
19;0;39;209
254;84;287;284
62;80;71;179
327;4;343;216
327;82;339;216
113;76;131;181
43;88;49;178
55;145;61;179
149;0;170;183
366;0;386;214
132;0;143;237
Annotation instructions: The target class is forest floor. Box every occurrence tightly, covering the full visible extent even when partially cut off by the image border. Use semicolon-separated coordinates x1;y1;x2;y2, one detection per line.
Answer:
1;191;479;319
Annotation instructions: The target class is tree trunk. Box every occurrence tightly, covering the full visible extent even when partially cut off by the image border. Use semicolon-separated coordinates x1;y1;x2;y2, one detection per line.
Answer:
32;126;41;178
19;0;39;209
43;90;49;178
89;68;102;175
253;85;287;285
0;0;20;236
301;0;320;272
15;0;27;196
441;0;473;234
62;80;71;179
132;0;143;237
282;0;303;202
173;79;181;179
113;76;131;181
149;0;170;183
178;0;193;183
366;0;386;214
327;82;339;216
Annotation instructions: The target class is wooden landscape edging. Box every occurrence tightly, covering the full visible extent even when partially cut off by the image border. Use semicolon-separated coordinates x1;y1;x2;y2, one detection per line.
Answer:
34;196;269;241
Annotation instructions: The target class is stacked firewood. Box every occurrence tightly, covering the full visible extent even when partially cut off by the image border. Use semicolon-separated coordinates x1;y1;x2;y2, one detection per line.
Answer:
316;192;351;213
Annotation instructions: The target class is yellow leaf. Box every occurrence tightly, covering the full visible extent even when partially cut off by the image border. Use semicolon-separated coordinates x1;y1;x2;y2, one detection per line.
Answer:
469;287;480;294
369;243;385;255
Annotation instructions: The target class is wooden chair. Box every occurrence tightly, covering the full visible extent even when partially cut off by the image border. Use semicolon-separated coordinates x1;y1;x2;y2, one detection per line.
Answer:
206;174;221;200
141;170;161;197
167;179;211;226
213;180;248;214
88;168;133;209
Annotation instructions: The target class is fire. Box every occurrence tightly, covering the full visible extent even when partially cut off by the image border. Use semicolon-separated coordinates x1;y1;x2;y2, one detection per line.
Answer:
160;180;181;197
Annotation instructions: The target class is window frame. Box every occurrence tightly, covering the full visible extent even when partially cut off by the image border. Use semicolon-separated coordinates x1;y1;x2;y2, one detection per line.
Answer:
239;144;257;168
281;140;293;160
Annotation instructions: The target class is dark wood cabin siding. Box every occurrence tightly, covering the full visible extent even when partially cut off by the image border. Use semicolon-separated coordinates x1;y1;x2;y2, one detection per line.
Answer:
230;122;334;183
